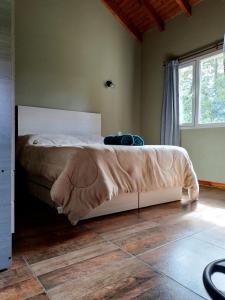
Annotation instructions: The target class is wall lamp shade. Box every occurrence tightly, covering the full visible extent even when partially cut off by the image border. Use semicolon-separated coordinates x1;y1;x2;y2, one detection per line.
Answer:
104;80;115;88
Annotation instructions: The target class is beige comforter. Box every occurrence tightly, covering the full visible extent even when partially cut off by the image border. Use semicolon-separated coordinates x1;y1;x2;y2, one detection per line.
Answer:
17;138;199;224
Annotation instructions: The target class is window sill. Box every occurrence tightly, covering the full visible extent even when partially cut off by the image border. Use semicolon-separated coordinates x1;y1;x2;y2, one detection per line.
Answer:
181;123;225;130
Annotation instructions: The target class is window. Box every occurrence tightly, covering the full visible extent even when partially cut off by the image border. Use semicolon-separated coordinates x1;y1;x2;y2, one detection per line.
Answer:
179;50;225;128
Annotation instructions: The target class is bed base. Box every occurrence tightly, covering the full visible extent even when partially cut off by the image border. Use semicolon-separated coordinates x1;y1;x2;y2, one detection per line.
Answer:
27;179;182;220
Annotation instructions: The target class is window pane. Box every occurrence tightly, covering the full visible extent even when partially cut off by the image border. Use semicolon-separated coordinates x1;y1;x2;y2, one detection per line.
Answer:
199;52;225;124
179;65;193;125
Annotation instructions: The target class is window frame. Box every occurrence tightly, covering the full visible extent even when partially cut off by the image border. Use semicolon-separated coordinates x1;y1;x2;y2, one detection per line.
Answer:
179;49;225;129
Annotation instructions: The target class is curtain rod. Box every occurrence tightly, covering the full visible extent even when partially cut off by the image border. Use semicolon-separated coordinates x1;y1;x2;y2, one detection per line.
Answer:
163;39;224;66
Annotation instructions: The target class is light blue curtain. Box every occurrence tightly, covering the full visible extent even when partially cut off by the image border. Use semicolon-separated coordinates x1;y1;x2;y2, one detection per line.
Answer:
160;59;180;146
223;33;225;73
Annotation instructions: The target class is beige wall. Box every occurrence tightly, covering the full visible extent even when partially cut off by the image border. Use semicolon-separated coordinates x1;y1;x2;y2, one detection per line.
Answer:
182;128;225;183
15;0;225;182
15;0;141;136
141;0;225;182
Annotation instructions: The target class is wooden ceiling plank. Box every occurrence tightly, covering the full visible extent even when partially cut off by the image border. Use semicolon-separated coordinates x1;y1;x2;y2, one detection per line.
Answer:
142;0;165;31
175;0;192;16
101;0;143;42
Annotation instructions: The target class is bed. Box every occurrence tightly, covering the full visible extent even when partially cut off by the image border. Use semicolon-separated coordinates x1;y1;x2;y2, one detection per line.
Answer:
16;105;199;225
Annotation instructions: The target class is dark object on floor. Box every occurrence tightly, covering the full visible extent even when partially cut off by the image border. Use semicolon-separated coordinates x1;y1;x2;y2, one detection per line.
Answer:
203;259;225;300
104;134;144;146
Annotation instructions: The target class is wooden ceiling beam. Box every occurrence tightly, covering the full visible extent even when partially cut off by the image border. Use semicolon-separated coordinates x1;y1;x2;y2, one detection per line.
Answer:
175;0;192;16
142;0;165;32
101;0;143;42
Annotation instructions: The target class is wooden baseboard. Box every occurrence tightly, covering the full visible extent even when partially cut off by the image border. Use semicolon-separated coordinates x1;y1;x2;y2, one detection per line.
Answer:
199;180;225;190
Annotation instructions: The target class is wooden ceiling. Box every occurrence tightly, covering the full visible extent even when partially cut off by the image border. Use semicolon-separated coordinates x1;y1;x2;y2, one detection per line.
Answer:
102;0;202;42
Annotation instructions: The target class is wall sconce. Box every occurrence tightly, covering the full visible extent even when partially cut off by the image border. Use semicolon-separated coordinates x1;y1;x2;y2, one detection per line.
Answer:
104;80;115;88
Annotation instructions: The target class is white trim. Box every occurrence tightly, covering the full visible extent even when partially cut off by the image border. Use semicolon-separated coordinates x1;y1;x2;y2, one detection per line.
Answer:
179;48;225;129
181;123;225;130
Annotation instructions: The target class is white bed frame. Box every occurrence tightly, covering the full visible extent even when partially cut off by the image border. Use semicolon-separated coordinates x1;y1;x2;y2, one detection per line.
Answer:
17;105;182;220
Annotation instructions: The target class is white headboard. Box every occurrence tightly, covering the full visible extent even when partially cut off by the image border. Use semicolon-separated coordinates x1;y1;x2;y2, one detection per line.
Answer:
17;106;101;136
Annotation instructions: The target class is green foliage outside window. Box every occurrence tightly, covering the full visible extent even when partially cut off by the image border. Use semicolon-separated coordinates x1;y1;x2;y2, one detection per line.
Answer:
179;52;225;126
179;65;193;124
199;53;225;124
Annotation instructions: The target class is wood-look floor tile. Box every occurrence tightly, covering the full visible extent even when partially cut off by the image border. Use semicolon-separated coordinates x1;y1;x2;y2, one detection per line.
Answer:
0;256;31;289
7;256;26;269
20;228;104;265
187;205;225;228
136;200;204;227
79;269;157;300
194;227;225;249
39;249;130;290
139;237;225;299
137;201;186;222
4;188;224;300
139;197;223;227
79;270;204;300
100;220;158;241
199;191;225;207
113;227;175;256
15;214;73;241
47;258;151;300
26;293;50;300
113;217;211;255
84;211;144;234
31;241;119;276
47;257;205;300
0;277;43;300
133;276;205;300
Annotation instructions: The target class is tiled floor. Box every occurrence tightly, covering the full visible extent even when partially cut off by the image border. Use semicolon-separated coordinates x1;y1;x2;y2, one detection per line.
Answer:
1;187;225;299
